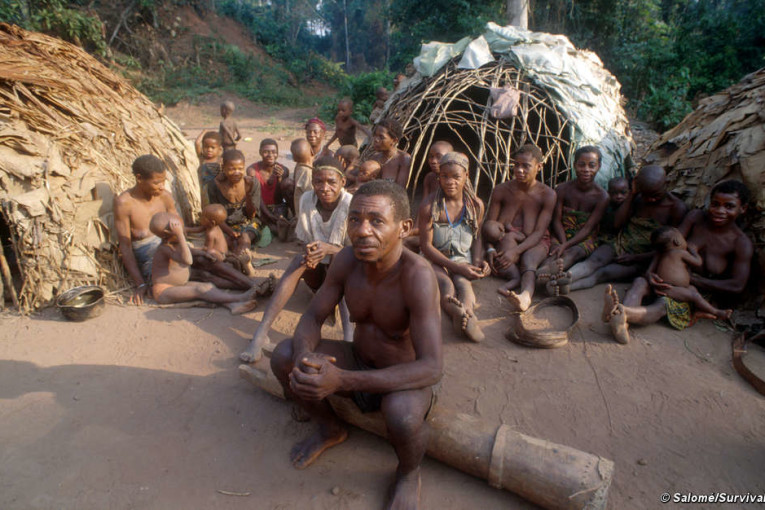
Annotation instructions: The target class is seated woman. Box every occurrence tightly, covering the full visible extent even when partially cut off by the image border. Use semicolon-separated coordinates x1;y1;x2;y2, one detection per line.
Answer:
602;180;753;344
201;149;264;275
418;152;489;342
240;157;354;363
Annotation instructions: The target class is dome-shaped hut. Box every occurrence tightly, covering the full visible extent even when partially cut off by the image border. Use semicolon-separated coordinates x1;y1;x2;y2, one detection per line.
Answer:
0;24;200;311
371;23;634;200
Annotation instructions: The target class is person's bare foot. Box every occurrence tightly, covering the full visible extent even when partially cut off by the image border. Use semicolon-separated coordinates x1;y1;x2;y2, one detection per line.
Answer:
443;295;464;329
496;280;518;297
715;308;733;321
503;290;531;311
544;278;558;296
252;273;277;297
239;332;271;363
462;311;485;343
601;284;620;322
226;299;258;315
610;304;630;344
385;469;421;510
289;426;348;470
277;217;290;242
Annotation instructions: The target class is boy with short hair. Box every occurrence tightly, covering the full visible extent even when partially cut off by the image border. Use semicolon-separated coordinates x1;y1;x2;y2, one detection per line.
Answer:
199;204;229;262
369;86;389;124
291;138;314;216
195;131;224;188
149;212;262;314
219;100;241;150
246;139;289;233
324;97;372;150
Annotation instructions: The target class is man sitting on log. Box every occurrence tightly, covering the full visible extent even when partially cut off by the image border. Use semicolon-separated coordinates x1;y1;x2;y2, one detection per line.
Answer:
270;180;443;510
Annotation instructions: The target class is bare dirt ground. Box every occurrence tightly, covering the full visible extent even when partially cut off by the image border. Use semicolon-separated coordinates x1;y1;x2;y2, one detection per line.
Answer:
2;96;764;510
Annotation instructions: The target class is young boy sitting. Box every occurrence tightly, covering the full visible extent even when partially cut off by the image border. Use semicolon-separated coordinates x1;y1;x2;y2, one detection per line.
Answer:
197;204;228;262
246;139;289;234
195;131;224;188
648;226;732;321
423;140;453;199
149;211;261;314
219;100;241;150
346;160;381;194
324;97;372;150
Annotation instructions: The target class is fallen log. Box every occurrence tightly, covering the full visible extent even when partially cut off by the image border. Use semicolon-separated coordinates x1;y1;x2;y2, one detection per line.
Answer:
240;360;614;510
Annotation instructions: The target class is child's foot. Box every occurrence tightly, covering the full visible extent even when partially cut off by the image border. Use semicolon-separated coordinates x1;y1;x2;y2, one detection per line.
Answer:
462;310;485;343
443;295;466;331
610;304;630;344
497;280;519;297
716;309;733;321
253;273;277;297
227;298;258;315
601;284;620;322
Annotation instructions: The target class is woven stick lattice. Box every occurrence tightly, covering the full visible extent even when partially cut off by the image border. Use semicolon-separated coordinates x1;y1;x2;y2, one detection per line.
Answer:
367;58;573;200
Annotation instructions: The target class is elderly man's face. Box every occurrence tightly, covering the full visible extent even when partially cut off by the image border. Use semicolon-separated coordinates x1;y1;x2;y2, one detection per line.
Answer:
312;168;345;207
347;194;406;263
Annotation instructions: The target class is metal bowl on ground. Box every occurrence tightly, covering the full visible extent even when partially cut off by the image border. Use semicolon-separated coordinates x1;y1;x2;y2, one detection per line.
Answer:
506;296;579;349
56;285;105;322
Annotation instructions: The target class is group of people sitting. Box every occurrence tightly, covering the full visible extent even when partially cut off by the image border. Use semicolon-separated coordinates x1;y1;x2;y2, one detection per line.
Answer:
113;102;753;509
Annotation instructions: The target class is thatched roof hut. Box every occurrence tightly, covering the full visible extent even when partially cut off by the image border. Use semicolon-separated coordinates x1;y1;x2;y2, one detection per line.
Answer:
373;23;633;199
0;24;200;311
644;68;765;297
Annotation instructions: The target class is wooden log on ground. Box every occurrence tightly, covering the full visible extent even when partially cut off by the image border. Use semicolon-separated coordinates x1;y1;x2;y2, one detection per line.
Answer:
0;252;18;309
239;362;613;510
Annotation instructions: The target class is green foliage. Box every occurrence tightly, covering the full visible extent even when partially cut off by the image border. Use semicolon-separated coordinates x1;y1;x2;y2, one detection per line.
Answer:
0;0;109;56
319;70;392;123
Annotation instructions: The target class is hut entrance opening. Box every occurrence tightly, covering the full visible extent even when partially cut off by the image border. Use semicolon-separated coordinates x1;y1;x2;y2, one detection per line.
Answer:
392;59;573;204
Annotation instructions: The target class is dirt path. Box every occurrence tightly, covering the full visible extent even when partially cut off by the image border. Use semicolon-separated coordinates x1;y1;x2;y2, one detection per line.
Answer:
1;97;763;510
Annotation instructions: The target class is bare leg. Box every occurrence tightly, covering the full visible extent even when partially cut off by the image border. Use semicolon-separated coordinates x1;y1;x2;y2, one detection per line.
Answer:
504;243;548;312
453;273;484;342
155;281;259;314
240;255;308;363
570;262;641;291
674;286;732;320
496;264;521;295
606;289;668;344
270;339;352;469
381;387;432;510
623;276;651;307
568;245;615;283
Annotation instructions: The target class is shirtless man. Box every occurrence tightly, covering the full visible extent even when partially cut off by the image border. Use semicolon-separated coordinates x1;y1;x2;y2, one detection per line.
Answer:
114;154;178;305
483;144;556;311
603;180;752;343
270;180;442;510
569;165;687;290
370;118;412;189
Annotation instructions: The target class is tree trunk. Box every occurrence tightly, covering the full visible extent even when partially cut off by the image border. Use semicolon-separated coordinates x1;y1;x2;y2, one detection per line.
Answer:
507;0;529;29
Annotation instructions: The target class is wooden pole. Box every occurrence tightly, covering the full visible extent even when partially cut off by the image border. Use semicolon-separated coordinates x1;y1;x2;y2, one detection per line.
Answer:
240;362;613;510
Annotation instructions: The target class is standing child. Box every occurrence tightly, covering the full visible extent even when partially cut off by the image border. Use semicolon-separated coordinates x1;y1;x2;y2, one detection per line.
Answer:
219;100;241;150
324;97;372;150
291;138;314;217
369;86;389;124
195;131;224;188
149;212;262;314
538;146;609;287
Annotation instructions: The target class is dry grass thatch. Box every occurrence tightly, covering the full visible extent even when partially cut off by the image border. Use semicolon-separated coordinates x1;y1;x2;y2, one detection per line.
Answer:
644;67;765;293
0;23;200;311
381;58;573;199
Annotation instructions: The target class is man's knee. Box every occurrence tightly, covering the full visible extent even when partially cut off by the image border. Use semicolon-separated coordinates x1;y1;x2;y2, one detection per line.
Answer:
381;391;429;439
270;338;294;381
